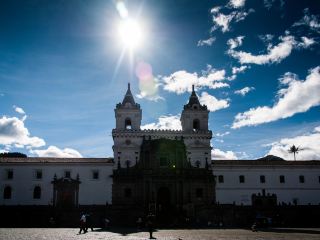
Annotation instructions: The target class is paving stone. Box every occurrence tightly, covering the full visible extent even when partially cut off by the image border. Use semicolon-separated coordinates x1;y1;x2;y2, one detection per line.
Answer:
0;228;320;240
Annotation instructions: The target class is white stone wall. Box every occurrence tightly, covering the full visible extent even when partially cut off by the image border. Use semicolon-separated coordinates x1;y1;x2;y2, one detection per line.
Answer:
115;108;142;130
112;130;212;169
0;163;114;205
213;164;320;205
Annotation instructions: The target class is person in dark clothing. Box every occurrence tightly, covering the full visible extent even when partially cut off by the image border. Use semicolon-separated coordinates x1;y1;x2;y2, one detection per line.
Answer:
85;213;94;231
146;213;155;239
79;213;87;234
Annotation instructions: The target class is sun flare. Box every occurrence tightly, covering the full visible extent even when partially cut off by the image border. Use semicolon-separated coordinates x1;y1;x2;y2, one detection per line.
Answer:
118;19;143;50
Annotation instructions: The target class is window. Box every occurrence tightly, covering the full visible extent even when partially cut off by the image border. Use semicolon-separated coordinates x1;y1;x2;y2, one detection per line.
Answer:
35;170;42;180
260;175;266;183
159;157;168;167
239;175;245;183
196;188;203;199
125;118;132;129
124;188;132;198
193;119;200;131
218;175;224;183
64;171;71;178
280;175;285;183
33;186;41;199
299;175;305;183
92;170;99;180
3;186;12;199
6;170;13;180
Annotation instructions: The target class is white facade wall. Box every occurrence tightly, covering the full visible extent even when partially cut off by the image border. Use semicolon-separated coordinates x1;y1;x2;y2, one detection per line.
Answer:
0;162;114;205
112;130;212;169
213;164;320;205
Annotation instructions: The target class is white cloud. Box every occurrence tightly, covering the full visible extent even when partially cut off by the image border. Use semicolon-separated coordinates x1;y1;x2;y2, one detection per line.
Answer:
0;116;45;148
197;37;216;46
298;36;315;48
141;115;182;130
234;86;255;96
136;92;164;102
162;67;229;94
263;0;285;10
31;145;83;158
199;92;230;112
293;8;320;32
210;8;254;33
227;36;245;49
212;148;238;160
228;35;315;65
215;131;230;137
232;66;320;128
232;65;248;74
267;126;320;160
228;35;295;64
228;0;246;8
259;34;274;43
13;105;25;115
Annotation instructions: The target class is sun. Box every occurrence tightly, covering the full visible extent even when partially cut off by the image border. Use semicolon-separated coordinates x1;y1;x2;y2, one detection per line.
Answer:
118;18;143;50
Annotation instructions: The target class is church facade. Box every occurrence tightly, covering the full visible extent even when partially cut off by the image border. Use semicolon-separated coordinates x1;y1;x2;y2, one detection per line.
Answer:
1;84;320;212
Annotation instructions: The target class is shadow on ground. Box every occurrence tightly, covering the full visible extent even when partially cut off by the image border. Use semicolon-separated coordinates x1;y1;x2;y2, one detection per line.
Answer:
93;227;158;236
258;228;320;235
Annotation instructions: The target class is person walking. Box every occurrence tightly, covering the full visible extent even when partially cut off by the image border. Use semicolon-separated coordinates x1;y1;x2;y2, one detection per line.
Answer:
146;213;155;239
85;212;94;232
79;213;87;234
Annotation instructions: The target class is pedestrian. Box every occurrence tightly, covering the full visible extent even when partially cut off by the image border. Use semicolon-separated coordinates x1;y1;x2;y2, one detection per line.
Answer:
136;217;143;230
146;213;154;239
251;222;257;232
79;213;87;234
85;212;94;231
104;217;110;229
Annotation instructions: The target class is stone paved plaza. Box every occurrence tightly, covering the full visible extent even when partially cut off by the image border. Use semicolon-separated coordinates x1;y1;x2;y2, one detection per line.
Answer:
0;228;319;240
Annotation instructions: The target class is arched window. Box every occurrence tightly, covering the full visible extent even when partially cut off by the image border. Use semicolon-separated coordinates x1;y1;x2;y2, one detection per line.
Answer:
3;186;12;199
125;118;132;129
33;186;41;199
193;119;200;131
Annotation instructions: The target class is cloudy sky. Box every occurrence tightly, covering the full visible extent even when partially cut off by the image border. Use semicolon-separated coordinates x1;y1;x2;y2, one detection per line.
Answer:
0;0;319;160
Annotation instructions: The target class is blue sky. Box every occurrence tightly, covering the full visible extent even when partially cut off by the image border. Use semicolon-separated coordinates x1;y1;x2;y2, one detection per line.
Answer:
0;0;320;160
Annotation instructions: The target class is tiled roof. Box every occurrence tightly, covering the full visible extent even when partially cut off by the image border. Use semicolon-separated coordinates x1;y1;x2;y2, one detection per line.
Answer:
0;157;114;164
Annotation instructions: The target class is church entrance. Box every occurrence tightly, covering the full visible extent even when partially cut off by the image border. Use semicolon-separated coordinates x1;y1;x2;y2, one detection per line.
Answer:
157;187;174;226
52;177;80;208
157;187;171;212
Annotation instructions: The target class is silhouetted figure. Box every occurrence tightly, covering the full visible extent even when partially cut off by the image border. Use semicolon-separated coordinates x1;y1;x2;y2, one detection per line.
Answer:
104;217;110;229
251;222;257;232
79;213;87;234
136;217;143;230
146;213;155;239
85;213;94;231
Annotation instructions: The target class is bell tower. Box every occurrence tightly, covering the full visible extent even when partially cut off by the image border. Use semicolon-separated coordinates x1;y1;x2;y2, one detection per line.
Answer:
115;83;142;130
113;83;142;169
181;85;209;132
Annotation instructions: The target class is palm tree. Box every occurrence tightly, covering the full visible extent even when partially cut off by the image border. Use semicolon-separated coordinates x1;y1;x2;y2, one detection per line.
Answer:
288;145;300;161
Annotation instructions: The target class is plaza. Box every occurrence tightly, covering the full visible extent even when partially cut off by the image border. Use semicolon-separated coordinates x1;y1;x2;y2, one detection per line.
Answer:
0;228;319;240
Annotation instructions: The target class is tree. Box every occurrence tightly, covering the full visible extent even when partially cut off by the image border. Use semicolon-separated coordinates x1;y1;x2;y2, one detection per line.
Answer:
288;145;300;161
0;152;27;158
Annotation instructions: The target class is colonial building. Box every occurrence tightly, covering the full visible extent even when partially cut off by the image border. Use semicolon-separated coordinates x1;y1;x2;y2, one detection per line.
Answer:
1;84;320;215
